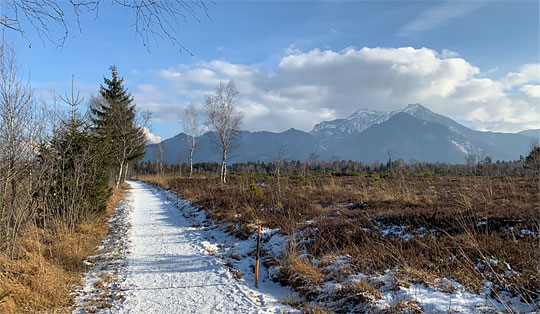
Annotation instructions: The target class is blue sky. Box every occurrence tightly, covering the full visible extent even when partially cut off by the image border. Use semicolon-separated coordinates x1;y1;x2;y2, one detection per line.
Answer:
5;0;540;140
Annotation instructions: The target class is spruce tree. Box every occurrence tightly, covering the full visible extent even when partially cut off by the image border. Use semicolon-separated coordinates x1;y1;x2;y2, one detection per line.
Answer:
91;66;146;188
46;80;111;231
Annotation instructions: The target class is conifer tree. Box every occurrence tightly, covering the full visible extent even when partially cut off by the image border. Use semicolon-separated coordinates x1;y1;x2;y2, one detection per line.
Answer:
47;77;111;230
91;66;147;188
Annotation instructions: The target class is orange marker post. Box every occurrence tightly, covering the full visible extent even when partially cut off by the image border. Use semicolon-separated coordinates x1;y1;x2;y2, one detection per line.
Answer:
255;225;261;288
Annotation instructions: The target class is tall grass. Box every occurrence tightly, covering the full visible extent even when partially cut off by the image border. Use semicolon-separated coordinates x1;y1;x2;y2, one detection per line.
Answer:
138;173;539;311
0;186;126;313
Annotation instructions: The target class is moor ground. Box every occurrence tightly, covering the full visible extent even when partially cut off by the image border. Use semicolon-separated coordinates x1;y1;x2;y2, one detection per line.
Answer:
139;173;539;311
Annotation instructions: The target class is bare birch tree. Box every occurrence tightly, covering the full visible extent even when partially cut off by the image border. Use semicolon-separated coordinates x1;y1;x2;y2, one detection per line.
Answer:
183;103;200;178
204;80;242;183
154;142;165;182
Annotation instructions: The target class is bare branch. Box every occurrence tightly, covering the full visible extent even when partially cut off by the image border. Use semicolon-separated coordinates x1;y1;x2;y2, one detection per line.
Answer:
182;102;200;178
0;0;209;51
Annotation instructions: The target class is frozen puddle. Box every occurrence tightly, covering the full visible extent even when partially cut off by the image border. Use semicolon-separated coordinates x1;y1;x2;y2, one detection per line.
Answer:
73;180;293;313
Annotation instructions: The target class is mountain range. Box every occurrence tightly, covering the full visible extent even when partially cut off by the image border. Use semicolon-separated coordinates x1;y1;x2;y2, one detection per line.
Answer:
144;104;537;164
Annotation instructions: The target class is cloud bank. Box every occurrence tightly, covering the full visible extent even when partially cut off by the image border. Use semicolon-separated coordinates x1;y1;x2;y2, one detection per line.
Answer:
133;47;539;134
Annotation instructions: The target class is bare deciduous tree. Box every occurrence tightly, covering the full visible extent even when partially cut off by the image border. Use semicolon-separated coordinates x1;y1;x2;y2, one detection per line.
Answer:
465;154;476;173
154;142;165;182
308;152;319;165
204;80;242;183
0;43;38;254
183;103;200;178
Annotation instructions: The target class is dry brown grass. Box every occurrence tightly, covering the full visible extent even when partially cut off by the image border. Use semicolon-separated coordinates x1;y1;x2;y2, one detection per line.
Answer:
390;299;422;313
138;173;539;311
0;186;126;313
283;255;324;288
300;303;332;314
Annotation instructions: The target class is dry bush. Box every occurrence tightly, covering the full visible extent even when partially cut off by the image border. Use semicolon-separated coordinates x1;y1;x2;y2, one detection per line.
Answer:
0;187;126;313
279;252;324;300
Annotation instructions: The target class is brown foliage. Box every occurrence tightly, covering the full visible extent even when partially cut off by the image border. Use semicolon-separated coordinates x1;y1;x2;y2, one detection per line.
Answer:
0;187;125;313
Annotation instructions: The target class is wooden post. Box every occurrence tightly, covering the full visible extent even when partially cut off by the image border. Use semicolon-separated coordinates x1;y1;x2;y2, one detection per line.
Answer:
176;182;180;207
255;225;261;288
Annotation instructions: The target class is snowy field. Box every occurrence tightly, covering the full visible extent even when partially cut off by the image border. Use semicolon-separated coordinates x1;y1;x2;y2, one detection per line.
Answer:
73;180;537;313
73;181;295;313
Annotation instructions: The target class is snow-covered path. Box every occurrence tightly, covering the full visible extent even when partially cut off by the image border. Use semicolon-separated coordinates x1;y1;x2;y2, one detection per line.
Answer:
106;180;290;313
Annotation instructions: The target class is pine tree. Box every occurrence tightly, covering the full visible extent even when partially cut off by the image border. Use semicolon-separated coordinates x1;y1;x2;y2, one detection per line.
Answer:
46;78;111;231
91;66;147;188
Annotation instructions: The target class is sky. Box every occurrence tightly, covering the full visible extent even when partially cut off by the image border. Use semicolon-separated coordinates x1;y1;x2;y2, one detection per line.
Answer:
4;0;540;141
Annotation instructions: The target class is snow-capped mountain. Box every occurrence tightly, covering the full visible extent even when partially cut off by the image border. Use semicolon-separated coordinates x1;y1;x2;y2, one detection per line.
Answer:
311;103;452;139
401;104;475;155
145;104;533;164
311;108;396;138
310;104;481;156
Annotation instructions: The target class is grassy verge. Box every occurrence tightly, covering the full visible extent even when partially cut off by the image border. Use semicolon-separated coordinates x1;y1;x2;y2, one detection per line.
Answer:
137;173;539;312
0;185;127;313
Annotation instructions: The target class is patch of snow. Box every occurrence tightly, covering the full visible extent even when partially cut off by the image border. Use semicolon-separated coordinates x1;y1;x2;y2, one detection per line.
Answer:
73;196;132;313
402;103;425;114
311;108;397;137
476;221;487;227
520;229;537;238
332;270;536;313
452;140;469;154
371;220;438;241
74;181;296;313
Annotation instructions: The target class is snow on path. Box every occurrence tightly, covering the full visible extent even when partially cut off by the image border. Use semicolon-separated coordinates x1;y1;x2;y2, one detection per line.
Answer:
109;180;291;313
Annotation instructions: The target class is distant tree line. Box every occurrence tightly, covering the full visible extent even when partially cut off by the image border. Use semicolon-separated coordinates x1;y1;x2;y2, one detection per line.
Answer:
133;146;539;178
0;44;146;256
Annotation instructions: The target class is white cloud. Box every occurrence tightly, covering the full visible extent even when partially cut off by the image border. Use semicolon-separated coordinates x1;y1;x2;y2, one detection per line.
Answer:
501;64;540;89
521;84;540;98
137;84;157;93
399;1;486;36
132;47;540;134
479;66;499;77
440;49;460;58
141;126;162;144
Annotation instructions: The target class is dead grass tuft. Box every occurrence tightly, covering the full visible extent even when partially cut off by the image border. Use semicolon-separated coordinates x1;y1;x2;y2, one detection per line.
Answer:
0;186;126;313
278;251;324;300
301;303;331;314
390;299;422;313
